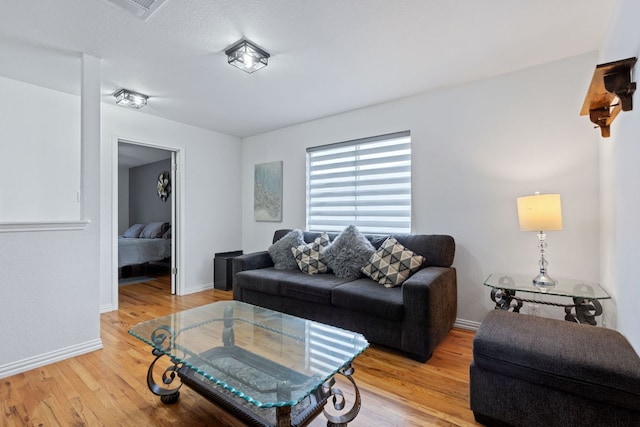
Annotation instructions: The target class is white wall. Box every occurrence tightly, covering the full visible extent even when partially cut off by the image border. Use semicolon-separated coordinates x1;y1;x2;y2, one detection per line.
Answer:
242;52;601;326
0;56;101;377
599;0;640;352
0;60;244;374
0;75;81;221
100;104;243;309
128;159;172;226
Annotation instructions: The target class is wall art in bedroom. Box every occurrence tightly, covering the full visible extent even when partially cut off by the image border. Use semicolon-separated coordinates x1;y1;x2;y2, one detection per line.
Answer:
254;161;283;222
157;171;171;201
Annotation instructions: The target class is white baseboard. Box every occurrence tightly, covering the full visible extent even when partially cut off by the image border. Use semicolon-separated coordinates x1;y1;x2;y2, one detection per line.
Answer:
100;303;114;313
181;282;214;295
454;318;481;331
0;338;103;379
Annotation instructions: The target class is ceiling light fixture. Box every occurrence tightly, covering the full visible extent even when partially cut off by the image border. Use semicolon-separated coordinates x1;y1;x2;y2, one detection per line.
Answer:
225;39;270;74
114;89;149;109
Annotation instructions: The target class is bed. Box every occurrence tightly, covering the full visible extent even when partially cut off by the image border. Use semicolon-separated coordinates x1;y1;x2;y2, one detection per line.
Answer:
118;222;171;268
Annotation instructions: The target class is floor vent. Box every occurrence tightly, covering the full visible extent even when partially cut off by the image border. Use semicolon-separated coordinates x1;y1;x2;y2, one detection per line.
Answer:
102;0;167;21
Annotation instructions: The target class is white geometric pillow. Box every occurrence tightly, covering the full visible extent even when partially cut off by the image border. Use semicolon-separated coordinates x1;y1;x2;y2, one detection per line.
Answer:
291;233;332;275
362;237;425;287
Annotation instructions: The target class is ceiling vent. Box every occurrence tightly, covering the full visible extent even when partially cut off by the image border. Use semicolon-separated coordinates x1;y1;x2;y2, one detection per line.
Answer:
102;0;167;20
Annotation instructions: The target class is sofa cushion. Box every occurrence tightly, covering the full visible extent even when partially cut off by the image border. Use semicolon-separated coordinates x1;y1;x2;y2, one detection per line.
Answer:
279;273;352;304
323;225;375;279
268;229;305;270
392;234;455;267
362;237;425;287
233;268;290;296
291;233;331;275
331;278;404;321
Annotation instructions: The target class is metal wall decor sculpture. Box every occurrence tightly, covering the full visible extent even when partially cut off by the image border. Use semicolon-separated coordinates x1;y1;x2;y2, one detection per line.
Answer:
157;171;171;202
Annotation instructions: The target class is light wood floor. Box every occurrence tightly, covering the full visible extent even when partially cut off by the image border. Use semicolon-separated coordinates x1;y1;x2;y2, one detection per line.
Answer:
1;275;481;426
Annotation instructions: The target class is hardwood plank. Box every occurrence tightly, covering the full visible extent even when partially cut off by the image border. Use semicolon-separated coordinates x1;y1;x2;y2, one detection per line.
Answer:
1;274;481;426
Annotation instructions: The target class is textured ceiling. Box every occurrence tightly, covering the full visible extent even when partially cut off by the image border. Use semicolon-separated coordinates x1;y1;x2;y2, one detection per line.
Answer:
0;0;617;137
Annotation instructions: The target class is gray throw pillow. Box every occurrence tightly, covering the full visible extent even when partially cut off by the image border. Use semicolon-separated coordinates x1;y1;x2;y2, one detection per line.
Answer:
268;229;305;269
323;225;375;279
162;226;172;239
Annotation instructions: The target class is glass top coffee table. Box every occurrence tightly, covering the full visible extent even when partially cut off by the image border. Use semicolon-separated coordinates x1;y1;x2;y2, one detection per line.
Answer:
129;301;369;427
483;273;611;325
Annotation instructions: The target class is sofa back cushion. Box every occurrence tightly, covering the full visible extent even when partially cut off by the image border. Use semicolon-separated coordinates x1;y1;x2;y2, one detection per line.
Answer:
273;229;455;268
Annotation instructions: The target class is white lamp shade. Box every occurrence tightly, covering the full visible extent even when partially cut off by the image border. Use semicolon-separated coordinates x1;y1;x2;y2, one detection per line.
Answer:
517;193;563;231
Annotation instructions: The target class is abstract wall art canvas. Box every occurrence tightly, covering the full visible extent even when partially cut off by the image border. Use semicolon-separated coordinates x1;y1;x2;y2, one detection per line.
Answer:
254;161;283;222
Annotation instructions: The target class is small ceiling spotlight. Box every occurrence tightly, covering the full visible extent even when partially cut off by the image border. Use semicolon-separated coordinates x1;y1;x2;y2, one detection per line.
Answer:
114;89;148;109
225;39;270;73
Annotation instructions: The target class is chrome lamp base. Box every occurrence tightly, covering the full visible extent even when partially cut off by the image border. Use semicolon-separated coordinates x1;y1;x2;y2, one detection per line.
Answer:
532;271;556;287
532;230;556;287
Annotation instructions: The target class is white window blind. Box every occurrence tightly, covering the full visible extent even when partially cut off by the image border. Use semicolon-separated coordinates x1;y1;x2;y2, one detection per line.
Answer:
306;131;411;234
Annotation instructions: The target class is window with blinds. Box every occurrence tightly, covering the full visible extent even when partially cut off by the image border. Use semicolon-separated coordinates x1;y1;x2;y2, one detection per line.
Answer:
306;131;411;234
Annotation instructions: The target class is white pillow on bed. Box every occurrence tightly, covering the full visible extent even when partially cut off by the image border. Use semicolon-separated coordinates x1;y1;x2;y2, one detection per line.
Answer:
122;223;145;238
140;222;169;239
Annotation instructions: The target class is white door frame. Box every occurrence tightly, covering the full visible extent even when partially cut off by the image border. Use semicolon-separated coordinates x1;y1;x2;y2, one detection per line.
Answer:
111;135;185;309
170;151;177;294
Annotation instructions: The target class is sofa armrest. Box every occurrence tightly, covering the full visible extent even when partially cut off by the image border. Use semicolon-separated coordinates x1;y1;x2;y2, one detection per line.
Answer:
401;266;457;361
232;251;273;275
232;251;273;300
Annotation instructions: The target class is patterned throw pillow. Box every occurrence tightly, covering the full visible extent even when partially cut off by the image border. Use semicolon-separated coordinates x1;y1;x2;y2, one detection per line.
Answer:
362;237;425;287
291;233;331;275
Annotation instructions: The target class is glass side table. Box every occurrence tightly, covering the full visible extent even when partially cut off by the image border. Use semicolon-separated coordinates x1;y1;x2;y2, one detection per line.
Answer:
483;273;611;325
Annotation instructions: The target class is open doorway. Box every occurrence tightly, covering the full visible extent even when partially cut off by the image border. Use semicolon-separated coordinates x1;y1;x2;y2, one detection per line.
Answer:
114;140;181;301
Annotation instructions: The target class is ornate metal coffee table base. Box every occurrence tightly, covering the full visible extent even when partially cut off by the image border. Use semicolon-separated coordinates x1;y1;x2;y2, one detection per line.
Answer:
145;350;362;427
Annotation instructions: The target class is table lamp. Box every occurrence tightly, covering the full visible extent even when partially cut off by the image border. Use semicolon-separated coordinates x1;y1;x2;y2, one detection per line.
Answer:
516;193;563;287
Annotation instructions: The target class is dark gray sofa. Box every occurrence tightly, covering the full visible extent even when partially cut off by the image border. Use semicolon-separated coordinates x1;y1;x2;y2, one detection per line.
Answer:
232;229;457;362
470;310;640;426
